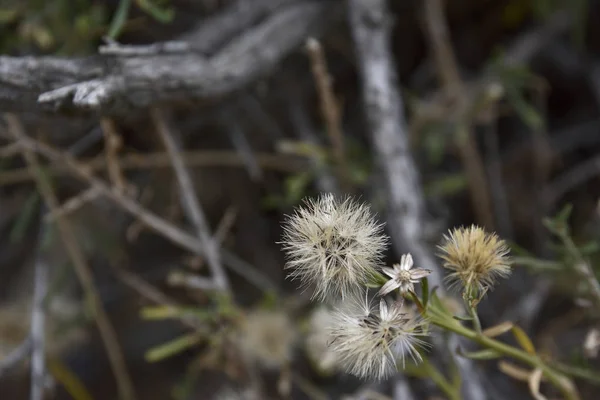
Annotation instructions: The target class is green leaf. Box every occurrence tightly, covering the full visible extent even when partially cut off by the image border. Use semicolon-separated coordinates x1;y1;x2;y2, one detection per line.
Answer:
48;357;95;400
0;8;20;24
453;315;474;322
140;306;214;321
428;287;451;317
421;277;429;308
135;0;174;23
106;0;131;39
145;333;203;362
511;325;536;355
425;173;468;198
577;240;600;257
457;348;503;360
512;256;562;271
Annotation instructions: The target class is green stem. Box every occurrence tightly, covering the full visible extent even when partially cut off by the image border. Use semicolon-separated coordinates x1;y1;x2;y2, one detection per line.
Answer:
430;315;579;400
107;0;132;39
467;302;482;333
552;361;600;385
420;358;461;400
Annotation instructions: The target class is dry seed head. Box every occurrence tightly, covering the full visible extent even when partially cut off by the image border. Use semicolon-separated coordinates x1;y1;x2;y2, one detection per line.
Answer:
437;225;512;293
327;293;428;381
281;193;388;300
305;306;340;375
236;308;296;369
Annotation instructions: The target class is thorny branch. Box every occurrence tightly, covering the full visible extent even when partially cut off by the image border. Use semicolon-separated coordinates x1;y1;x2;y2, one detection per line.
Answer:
0;0;341;115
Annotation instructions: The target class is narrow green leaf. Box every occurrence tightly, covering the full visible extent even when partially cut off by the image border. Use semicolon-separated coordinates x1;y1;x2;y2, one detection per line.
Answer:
511;325;536;355
421;277;429;308
145;333;203;362
453;315;474;322
107;0;131;39
48;357;95;400
457;348;502;360
135;0;174;23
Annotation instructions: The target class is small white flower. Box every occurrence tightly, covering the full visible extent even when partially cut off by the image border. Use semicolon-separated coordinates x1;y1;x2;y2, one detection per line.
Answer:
378;254;432;296
281;193;388;300
327;293;428;380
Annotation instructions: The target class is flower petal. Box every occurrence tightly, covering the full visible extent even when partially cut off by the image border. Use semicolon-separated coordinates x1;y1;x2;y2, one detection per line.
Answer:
410;268;432;280
400;253;414;270
378;279;400;297
379;299;389;318
381;267;397;279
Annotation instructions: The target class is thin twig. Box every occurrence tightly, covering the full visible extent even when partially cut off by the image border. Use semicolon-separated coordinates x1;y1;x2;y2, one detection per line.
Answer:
421;0;461;94
43;187;100;223
190;206;238;271
30;255;49;400
573;260;600;312
544;154;600;205
305;38;346;180
167;271;220;291
2;127;276;292
114;269;200;331
287;102;339;194
100;118;127;193
0;149;306;187
151;107;230;293
483;106;513;239
222;116;264;182
0;337;32;378
5;114;137;400
0;142;21;158
422;0;495;229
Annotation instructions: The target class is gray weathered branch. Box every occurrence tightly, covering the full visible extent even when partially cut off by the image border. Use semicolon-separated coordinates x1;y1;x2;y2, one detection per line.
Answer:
0;0;340;115
347;1;486;399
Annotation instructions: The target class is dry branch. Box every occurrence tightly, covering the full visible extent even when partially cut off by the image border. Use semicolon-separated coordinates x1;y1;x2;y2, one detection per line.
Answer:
29;256;48;400
347;0;439;282
151;107;230;292
0;0;340;115
5;114;137;400
0;149;307;187
422;0;495;230
0;128;277;292
0;338;32;378
347;1;485;399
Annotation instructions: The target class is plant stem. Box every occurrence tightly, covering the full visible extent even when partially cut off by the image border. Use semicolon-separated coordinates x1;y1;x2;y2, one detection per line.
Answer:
420;358;461;400
552;360;600;385
466;302;482;334
429;315;580;400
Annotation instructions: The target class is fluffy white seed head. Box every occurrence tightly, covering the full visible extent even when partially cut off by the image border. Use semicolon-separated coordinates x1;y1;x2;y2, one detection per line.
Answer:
236;308;297;369
281;194;388;300
327;293;428;381
305;306;340;375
